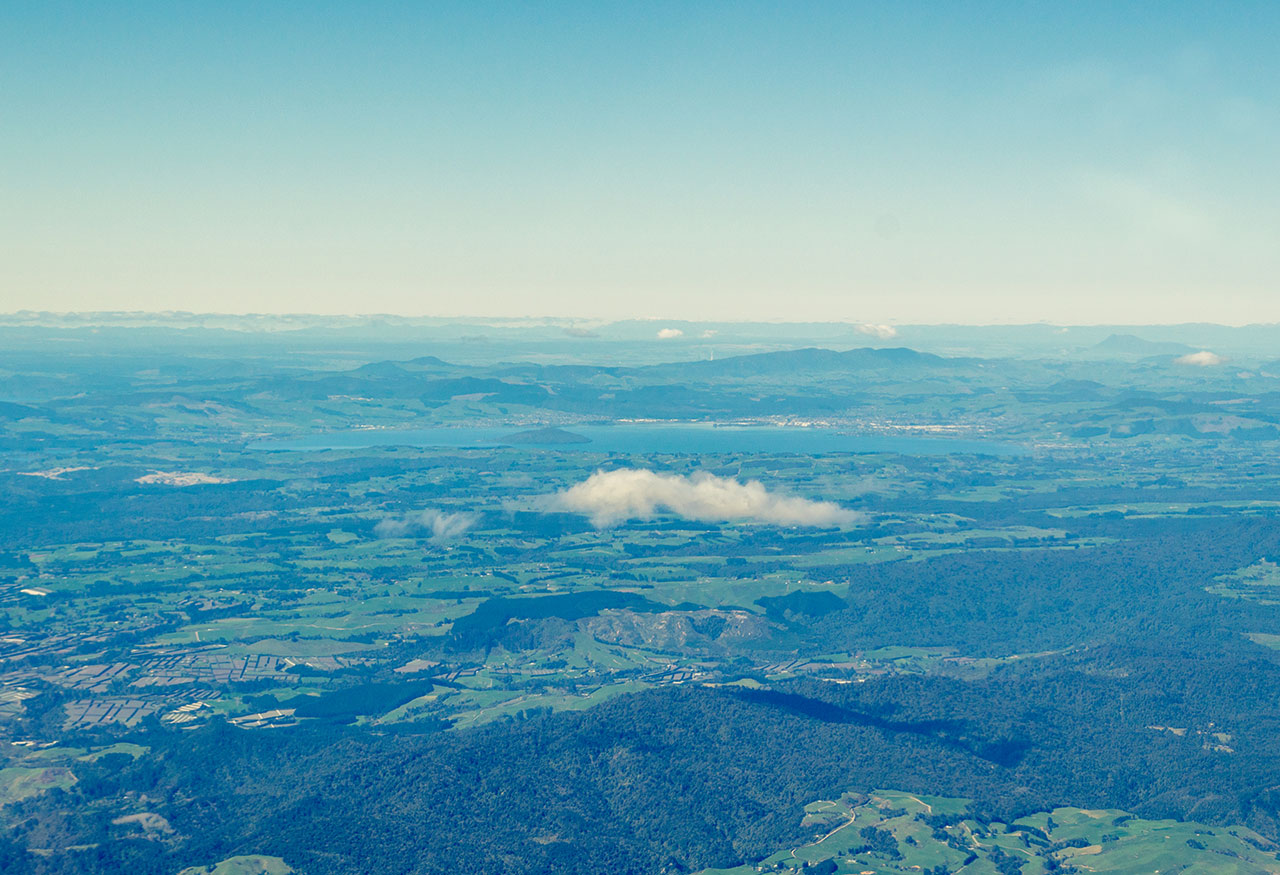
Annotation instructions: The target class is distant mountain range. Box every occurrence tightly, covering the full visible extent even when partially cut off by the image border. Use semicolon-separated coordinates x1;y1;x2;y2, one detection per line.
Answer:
1091;334;1197;356
641;347;956;379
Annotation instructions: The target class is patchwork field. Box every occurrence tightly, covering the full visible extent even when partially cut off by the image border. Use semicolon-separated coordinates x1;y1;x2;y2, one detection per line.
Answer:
699;791;1280;875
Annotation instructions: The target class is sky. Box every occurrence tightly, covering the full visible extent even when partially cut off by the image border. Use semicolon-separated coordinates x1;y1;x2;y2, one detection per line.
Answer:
2;1;1278;324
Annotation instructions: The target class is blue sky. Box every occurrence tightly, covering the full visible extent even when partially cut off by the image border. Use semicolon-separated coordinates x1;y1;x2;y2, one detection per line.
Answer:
2;2;1277;323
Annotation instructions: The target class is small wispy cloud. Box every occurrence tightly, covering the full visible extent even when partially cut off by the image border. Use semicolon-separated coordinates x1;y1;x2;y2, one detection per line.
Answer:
375;509;479;541
1175;350;1225;367
856;323;897;340
553;468;860;529
657;327;684;339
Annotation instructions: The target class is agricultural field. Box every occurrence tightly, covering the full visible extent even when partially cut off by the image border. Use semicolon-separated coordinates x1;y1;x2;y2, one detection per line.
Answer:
699;791;1280;875
178;856;292;875
7;441;1162;736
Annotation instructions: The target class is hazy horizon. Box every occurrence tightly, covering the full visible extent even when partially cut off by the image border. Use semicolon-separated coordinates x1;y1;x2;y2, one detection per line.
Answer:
5;310;1280;331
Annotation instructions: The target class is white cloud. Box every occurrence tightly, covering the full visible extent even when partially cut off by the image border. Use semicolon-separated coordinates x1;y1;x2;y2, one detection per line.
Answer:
375;509;478;541
1174;350;1225;367
856;323;897;340
554;468;860;529
701;329;719;338
657;327;684;339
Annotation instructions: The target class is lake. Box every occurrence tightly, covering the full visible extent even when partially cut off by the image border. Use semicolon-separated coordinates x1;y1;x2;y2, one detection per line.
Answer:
250;423;1025;456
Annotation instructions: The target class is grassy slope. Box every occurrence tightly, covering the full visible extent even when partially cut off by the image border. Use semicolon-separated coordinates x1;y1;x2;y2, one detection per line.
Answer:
698;789;1280;875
